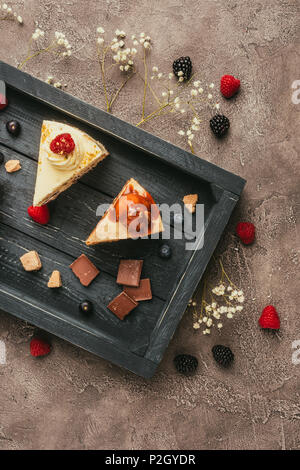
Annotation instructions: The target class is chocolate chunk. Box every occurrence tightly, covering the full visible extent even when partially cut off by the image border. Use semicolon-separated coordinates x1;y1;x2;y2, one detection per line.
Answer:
116;259;143;287
70;254;99;287
107;291;138;320
123;278;152;301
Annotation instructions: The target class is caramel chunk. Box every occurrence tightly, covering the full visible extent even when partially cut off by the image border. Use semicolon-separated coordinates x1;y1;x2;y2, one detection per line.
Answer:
5;159;21;173
20;251;42;271
183;194;198;213
48;270;62;288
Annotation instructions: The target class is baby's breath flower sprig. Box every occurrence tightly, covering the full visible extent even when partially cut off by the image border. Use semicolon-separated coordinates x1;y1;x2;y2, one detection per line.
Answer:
189;258;245;335
18;30;72;70
96;27;136;112
0;3;23;24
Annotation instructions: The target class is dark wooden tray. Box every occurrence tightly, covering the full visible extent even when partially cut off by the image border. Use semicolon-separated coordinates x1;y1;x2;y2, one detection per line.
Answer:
0;61;246;377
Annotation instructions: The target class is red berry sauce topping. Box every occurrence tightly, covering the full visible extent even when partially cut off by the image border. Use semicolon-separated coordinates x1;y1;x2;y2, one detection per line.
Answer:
50;133;75;155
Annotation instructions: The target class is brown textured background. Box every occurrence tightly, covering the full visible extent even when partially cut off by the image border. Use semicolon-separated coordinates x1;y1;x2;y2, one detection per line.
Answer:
0;0;299;450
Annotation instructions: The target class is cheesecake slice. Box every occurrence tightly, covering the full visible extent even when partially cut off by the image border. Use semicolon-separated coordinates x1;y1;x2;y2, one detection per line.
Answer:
33;121;108;206
86;178;164;245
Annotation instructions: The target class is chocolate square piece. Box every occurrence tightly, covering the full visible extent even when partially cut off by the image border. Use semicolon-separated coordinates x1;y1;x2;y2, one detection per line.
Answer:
123;278;152;301
116;259;143;287
70;254;99;286
107;291;138;320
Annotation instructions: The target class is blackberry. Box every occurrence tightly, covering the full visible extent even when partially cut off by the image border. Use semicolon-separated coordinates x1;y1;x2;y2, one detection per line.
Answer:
212;345;234;367
210;114;230;137
79;300;93;314
174;354;198;375
173;56;192;80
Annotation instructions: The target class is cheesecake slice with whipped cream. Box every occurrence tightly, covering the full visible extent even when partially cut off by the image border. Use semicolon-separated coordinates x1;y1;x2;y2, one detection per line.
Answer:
86;178;164;245
33;121;108;206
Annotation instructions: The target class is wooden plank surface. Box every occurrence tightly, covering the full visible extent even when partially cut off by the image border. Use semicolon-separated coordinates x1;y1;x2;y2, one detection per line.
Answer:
0;62;245;376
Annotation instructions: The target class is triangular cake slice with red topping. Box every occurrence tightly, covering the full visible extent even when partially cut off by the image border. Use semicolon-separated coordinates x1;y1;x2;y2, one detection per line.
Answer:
86;178;164;245
33;121;108;206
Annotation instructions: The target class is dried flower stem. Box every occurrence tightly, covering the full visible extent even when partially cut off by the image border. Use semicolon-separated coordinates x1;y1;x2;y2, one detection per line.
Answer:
18;41;57;69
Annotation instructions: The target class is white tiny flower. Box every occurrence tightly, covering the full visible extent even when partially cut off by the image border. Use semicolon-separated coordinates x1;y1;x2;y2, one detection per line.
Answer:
67;50;72;56
227;313;233;319
2;4;7;10
128;60;133;66
205;329;211;335
161;91;167;97
32;32;39;40
139;38;145;44
97;37;104;45
57;38;64;45
124;65;129;71
169;90;174;95
152;66;158;72
238;296;245;303
215;103;220;110
178;130;185;136
17;16;23;24
193;80;201;88
175;103;180;109
186;130;192;136
209;83;215;88
131;48;137;55
168;73;173;79
217;323;223;329
236;306;243;312
119;65;124;71
157;73;163;79
115;29;121;36
237;290;243;296
198;87;203;94
177;71;183;77
140;32;145;38
203;316;208;323
144;41;150;49
208;93;213;99
227;285;233;292
97;27;105;34
207;318;213;327
133;40;139;46
193;117;200;125
191;125;200;131
213;312;221;319
193;322;200;330
191;89;198;97
179;77;184;82
7;7;11;13
180;109;185;113
112;37;118;43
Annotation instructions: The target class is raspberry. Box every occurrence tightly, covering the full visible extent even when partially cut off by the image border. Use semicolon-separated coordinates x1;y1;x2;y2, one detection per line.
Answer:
259;305;280;330
27;204;50;225
0;93;8;111
236;222;255;245
220;75;240;98
50;133;75;154
30;337;51;357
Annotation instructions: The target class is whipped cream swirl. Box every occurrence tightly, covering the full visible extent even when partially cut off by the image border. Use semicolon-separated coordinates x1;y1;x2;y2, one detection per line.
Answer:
47;134;82;171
